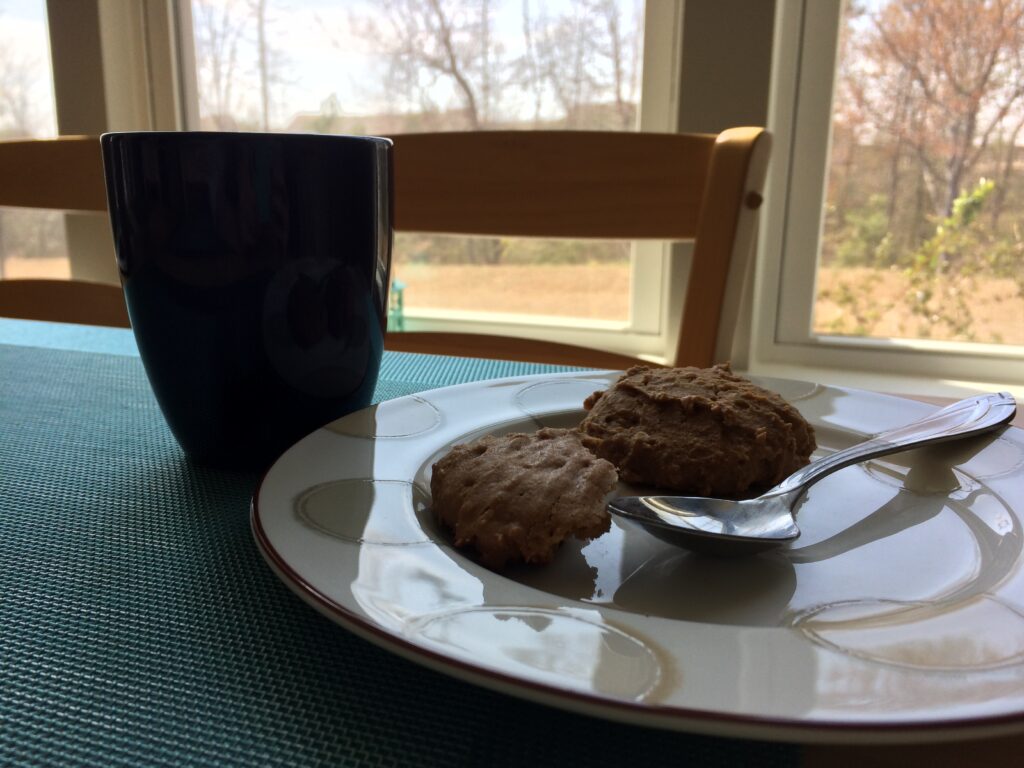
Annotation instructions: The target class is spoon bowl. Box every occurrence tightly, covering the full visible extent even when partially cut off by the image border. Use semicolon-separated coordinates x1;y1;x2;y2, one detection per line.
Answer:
608;392;1016;557
610;492;801;556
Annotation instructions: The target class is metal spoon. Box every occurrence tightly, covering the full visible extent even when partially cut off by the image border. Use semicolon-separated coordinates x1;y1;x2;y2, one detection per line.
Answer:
608;392;1017;556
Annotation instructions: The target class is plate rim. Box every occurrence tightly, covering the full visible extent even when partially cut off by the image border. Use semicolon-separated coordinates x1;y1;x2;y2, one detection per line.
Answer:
251;371;1024;744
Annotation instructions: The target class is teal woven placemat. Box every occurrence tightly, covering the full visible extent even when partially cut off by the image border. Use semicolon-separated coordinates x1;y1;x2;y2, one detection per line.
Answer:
0;343;798;767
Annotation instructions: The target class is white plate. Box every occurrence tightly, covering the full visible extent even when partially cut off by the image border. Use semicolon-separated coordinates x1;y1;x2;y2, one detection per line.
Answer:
251;371;1024;744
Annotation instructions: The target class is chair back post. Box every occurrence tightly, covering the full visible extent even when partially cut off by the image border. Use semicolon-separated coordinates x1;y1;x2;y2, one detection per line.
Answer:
673;127;770;368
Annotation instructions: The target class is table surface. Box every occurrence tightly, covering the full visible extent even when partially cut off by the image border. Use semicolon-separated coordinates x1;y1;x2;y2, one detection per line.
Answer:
1;318;1021;768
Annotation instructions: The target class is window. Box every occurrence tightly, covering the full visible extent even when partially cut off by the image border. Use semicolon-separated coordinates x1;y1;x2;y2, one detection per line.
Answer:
818;1;1024;348
179;0;673;358
755;0;1024;386
0;0;65;280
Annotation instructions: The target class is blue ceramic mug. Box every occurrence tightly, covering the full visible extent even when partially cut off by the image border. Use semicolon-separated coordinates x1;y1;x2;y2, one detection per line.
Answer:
101;131;392;470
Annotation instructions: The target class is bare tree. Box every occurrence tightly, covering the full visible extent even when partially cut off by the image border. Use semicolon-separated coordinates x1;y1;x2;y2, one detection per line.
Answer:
350;0;507;129
522;0;641;128
519;0;545;124
823;0;1024;342
344;0;641;130
192;0;290;130
827;1;868;226
856;0;1024;218
988;112;1024;227
250;0;291;130
594;0;642;129
530;1;599;126
0;12;64;279
254;0;271;130
0;21;46;136
0;59;35;134
336;0;642;266
193;0;246;129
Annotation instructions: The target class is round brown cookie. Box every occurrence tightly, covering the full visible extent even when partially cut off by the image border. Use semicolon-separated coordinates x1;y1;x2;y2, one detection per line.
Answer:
579;363;816;498
430;427;618;569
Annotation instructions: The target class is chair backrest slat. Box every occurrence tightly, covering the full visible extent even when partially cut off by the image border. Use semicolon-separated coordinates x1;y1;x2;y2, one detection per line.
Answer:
0;136;107;212
389;131;715;240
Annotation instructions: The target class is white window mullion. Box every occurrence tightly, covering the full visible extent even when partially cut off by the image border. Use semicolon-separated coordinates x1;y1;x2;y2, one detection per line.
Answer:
768;0;841;348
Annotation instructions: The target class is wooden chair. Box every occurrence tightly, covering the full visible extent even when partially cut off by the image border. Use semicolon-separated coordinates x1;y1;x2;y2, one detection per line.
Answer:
0;136;129;327
0;130;770;366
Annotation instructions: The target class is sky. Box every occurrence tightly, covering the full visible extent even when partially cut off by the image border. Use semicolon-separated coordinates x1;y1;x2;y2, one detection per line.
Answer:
0;0;642;131
0;0;56;135
216;0;388;119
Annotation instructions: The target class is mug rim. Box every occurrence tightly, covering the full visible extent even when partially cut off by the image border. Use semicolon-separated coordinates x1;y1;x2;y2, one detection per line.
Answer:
100;130;392;147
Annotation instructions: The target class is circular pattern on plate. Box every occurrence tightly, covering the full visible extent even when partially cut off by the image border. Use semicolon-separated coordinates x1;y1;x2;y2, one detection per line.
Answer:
748;376;823;403
326;396;441;438
513;376;616;425
254;371;1024;741
295;479;431;545
792;596;1024;671
863;437;1024;491
408;606;662;700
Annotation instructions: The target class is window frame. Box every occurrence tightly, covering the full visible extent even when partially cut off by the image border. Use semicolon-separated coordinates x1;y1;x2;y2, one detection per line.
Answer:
751;0;1024;386
45;0;686;361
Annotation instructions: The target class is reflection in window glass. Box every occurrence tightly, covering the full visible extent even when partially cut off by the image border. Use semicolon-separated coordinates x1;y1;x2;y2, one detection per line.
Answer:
816;0;1024;346
0;0;66;279
189;0;645;324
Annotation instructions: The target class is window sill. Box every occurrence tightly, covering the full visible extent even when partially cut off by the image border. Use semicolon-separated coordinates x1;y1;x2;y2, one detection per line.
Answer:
743;360;1024;401
398;309;667;361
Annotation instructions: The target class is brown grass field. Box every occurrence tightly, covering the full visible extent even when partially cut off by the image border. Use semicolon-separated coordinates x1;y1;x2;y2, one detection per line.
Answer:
6;255;1020;345
394;262;1022;345
392;262;632;321
815;265;1023;345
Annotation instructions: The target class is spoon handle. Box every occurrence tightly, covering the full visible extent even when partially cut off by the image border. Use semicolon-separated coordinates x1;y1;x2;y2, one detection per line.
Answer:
773;392;1016;496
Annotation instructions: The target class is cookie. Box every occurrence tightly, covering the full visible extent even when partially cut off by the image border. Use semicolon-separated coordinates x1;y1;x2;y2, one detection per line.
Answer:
430;427;618;569
579;363;816;497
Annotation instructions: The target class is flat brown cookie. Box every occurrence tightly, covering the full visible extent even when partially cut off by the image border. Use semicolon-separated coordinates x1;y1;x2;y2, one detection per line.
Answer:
579;363;816;497
430;428;618;569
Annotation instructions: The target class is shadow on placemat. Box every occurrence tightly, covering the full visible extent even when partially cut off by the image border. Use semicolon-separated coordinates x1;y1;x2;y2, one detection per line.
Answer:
0;344;798;767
